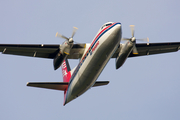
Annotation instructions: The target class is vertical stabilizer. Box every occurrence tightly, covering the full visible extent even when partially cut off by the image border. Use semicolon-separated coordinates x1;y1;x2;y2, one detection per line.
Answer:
61;59;71;105
61;59;71;82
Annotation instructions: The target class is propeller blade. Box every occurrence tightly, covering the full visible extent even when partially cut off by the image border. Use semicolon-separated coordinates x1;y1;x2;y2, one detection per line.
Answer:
132;46;138;54
137;37;149;42
55;26;78;43
71;27;78;38
55;32;69;41
130;25;135;37
122;38;131;41
147;37;149;45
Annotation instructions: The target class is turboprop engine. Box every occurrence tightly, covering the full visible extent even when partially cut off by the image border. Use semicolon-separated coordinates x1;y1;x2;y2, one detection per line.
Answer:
116;41;134;69
116;25;149;69
53;27;78;70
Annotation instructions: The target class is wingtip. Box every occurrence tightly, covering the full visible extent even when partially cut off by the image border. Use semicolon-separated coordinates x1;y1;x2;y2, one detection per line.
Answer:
26;82;30;86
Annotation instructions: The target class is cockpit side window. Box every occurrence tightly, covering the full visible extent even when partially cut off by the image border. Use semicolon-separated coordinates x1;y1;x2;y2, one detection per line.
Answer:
101;23;112;30
101;25;105;30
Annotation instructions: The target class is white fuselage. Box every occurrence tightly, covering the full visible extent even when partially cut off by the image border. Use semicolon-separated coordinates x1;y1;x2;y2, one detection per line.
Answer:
64;22;122;105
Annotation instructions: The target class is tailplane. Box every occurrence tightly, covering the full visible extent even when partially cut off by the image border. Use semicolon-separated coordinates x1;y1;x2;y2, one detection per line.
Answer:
27;59;72;105
26;81;109;90
27;82;69;91
26;59;110;105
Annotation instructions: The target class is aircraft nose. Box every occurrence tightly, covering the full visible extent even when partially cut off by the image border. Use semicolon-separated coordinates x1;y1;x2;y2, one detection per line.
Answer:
111;23;122;40
114;23;121;35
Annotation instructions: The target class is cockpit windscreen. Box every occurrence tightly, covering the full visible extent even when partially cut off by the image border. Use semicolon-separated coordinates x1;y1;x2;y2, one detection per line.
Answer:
101;22;113;30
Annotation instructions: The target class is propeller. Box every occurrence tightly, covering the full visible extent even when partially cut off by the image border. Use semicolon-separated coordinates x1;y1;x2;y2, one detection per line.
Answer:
55;27;78;43
122;25;149;54
55;27;78;55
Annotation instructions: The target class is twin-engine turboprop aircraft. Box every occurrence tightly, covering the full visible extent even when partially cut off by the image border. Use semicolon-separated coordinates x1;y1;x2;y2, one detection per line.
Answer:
1;22;180;105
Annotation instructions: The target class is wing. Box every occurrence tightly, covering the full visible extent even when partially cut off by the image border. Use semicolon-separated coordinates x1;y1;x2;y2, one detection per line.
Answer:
112;42;180;58
0;43;86;59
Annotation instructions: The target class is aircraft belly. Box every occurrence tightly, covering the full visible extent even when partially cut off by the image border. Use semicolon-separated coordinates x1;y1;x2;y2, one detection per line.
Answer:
71;30;121;97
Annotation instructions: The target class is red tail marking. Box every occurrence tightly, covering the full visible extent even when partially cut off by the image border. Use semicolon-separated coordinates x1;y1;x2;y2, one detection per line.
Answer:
61;60;71;105
61;60;71;82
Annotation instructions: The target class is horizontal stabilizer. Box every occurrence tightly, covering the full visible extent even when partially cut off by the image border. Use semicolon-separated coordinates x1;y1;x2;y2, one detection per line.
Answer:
93;81;109;87
27;82;69;91
27;81;109;90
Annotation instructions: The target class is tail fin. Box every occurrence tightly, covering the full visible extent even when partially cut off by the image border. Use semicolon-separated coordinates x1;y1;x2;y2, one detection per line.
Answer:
61;59;71;82
61;59;71;105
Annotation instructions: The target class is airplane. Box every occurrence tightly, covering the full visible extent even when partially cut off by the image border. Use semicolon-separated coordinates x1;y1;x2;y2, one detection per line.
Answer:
1;22;180;105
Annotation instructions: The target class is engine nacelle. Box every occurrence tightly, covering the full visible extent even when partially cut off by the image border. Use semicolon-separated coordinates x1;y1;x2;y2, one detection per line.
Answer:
60;41;73;55
53;52;67;70
116;42;134;69
53;41;74;70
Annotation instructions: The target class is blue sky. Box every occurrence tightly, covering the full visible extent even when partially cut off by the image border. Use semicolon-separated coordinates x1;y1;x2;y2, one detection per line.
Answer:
0;0;180;120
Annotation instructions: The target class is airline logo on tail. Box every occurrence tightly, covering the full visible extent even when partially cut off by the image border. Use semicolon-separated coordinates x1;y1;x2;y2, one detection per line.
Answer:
61;60;71;82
